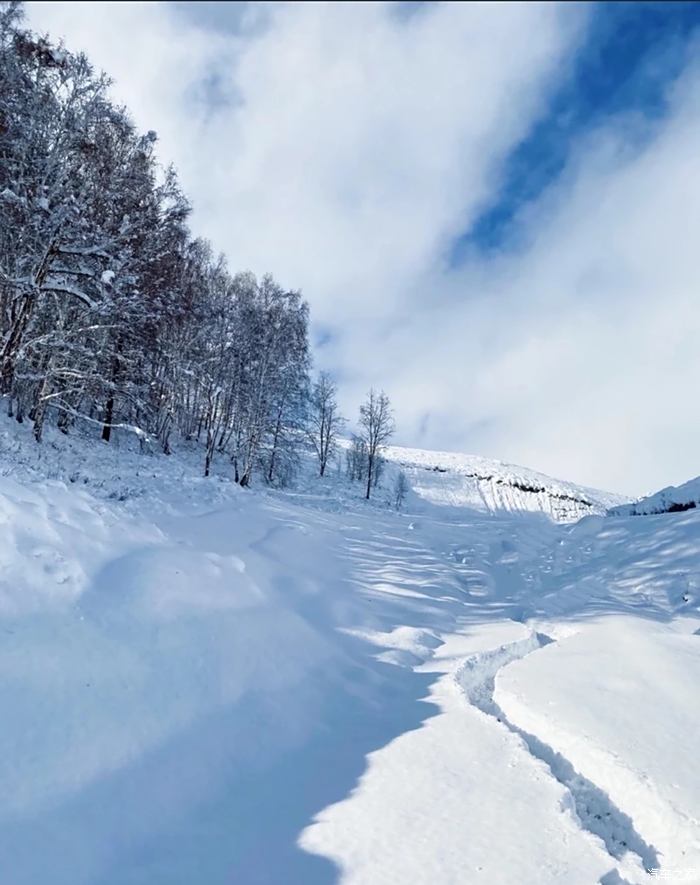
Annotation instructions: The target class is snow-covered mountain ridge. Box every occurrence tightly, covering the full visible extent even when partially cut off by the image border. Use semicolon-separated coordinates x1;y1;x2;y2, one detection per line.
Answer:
382;444;628;522
609;474;700;516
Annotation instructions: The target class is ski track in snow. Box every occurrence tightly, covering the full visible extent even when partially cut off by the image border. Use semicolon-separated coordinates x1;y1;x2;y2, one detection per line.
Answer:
455;631;659;884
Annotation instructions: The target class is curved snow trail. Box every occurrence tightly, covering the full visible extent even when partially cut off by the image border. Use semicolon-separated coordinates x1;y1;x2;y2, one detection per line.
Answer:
455;631;659;884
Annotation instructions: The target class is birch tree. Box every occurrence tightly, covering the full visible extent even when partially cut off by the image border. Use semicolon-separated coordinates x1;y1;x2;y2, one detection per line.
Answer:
358;389;395;500
307;372;344;477
0;6;312;483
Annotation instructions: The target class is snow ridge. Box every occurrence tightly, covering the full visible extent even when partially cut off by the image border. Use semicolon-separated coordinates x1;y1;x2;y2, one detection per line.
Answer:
455;633;659;884
383;444;628;522
609;475;700;516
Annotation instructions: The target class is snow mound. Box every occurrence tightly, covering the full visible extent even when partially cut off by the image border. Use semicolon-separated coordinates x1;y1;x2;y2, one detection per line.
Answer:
383;444;627;522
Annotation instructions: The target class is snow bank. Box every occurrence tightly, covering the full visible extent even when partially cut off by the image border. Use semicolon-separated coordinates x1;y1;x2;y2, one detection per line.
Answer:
497;616;700;874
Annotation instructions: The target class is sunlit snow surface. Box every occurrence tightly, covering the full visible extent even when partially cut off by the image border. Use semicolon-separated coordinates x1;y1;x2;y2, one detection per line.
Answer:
610;475;700;516
382;443;627;522
0;415;698;885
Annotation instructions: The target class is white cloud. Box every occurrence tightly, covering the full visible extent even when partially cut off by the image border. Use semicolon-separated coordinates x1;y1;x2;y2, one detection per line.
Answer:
24;1;700;495
24;0;581;309
428;62;700;496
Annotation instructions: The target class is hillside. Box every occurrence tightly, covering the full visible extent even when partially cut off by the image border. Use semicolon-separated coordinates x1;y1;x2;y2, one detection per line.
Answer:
383;444;628;522
0;420;698;885
609;475;700;516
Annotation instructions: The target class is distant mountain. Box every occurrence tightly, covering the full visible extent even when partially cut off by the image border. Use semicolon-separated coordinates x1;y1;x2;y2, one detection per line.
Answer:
609;476;700;516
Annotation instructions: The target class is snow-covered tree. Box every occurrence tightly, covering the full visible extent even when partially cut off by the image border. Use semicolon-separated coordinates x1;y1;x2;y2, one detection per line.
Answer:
394;470;408;510
358;389;395;500
0;6;312;482
346;434;367;482
307;372;344;477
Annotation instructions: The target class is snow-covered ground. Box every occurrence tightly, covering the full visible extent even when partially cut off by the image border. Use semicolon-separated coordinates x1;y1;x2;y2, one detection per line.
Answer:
1;414;698;884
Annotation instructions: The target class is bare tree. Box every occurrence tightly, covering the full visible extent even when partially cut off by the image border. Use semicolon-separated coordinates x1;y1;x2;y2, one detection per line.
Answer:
358;389;395;500
346;434;367;482
307;372;344;477
394;471;409;510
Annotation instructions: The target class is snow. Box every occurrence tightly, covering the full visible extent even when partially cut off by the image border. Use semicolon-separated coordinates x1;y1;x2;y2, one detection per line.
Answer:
42;277;97;308
302;621;615;885
382;443;628;522
497;617;700;876
0;187;24;205
610;475;700;516
49;47;68;65
0;412;698;884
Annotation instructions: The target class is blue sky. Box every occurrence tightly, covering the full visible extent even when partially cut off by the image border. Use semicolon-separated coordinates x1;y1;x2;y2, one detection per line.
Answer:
25;2;700;495
456;1;700;258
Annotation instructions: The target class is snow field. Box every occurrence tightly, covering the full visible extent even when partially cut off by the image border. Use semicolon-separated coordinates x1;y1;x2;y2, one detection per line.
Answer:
1;416;699;883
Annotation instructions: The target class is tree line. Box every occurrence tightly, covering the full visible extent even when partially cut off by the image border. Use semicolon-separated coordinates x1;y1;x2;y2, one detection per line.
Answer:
0;3;396;497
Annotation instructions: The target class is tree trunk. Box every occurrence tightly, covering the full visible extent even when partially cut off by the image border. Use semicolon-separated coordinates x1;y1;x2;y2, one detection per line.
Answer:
101;393;115;442
267;411;283;484
57;408;71;435
32;360;54;443
102;340;123;443
0;292;35;393
205;424;214;477
33;403;46;442
33;390;48;443
160;413;172;455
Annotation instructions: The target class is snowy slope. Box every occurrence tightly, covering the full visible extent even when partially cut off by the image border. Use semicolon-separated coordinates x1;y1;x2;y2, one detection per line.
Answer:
1;420;698;884
301;505;700;885
383;444;628;522
609;475;700;516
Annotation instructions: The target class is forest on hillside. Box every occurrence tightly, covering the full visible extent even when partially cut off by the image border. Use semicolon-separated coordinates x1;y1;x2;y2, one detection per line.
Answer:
0;1;394;493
